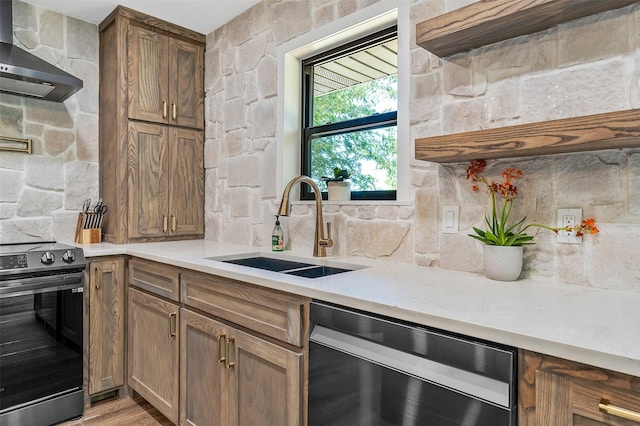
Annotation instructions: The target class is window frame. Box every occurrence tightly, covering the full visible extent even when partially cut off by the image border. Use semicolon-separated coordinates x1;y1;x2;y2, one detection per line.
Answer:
300;26;398;201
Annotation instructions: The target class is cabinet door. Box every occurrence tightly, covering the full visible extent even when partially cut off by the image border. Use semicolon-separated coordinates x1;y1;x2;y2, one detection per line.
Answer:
227;327;304;426
180;309;228;426
168;128;204;237
128;287;180;424
88;257;125;395
536;370;640;426
128;24;169;124
169;38;204;129
128;122;169;239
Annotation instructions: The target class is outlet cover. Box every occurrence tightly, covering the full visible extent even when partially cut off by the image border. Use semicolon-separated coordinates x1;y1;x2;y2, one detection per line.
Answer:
442;206;459;234
557;208;582;244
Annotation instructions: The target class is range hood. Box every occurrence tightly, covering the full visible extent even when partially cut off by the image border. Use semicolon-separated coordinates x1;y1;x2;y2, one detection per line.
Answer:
0;0;83;102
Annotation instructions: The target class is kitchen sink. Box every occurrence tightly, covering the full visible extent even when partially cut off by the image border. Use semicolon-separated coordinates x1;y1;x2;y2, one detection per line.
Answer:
205;254;364;278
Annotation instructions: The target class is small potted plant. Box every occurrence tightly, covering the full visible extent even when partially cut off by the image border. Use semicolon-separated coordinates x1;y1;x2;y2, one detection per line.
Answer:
322;167;351;201
466;159;599;281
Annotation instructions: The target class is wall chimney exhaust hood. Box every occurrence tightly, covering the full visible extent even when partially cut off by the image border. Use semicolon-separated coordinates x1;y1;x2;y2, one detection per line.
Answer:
0;0;83;102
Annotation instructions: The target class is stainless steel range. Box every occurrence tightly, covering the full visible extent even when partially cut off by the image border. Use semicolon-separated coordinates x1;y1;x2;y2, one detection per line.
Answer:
0;242;86;426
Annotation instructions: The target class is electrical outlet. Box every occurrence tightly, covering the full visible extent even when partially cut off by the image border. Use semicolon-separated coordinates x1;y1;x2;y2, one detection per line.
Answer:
442;206;459;234
557;208;582;244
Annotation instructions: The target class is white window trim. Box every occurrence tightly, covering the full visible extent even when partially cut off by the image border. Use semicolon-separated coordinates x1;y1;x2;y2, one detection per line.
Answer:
276;1;410;203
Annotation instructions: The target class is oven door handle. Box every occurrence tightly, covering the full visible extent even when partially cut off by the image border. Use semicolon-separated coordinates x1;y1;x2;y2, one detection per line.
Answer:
0;272;84;298
310;324;510;408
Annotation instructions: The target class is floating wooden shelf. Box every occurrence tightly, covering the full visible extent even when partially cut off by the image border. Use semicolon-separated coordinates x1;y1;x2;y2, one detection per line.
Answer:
416;0;639;57
414;109;640;163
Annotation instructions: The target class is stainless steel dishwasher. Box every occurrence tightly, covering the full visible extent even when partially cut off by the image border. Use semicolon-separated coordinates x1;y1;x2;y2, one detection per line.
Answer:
308;301;517;426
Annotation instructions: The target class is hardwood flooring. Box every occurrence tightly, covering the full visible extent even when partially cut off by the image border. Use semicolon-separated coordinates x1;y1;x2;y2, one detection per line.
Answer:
58;396;173;425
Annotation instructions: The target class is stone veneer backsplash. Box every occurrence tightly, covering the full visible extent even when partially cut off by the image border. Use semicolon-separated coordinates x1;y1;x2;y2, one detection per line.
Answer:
0;0;99;243
1;0;638;292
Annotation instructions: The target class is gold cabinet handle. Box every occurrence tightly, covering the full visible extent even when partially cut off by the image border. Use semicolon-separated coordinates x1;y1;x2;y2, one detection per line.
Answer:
599;398;640;422
217;334;226;364
162;101;167;119
172;103;176;120
95;266;102;289
168;313;177;337
225;337;235;369
171;215;176;232
163;215;168;232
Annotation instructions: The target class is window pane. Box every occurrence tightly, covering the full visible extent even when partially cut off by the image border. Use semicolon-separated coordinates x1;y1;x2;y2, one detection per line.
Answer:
310;126;397;192
312;74;397;126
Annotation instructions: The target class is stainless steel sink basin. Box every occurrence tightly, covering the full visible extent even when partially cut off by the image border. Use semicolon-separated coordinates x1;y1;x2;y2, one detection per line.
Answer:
205;253;364;278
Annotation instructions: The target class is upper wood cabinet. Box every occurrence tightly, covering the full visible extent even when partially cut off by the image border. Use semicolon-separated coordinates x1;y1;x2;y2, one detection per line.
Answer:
127;122;204;240
99;6;205;244
128;24;204;129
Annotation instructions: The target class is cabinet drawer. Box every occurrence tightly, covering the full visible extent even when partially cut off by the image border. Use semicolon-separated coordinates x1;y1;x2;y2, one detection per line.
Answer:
572;378;640;425
129;258;180;302
181;271;308;347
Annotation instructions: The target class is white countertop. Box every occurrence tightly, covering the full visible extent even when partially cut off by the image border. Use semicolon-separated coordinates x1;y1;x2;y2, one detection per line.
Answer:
76;239;640;377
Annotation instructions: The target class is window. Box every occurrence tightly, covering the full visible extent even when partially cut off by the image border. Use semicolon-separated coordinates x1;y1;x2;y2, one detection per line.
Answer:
301;26;398;200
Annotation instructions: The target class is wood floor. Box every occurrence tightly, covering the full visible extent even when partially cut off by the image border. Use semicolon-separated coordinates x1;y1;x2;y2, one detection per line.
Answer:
58;396;173;425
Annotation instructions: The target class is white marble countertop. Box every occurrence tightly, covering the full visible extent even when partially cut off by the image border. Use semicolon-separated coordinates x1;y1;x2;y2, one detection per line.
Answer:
75;239;640;377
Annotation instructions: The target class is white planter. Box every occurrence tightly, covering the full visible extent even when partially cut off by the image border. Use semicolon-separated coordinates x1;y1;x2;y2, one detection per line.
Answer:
327;180;351;201
483;245;523;281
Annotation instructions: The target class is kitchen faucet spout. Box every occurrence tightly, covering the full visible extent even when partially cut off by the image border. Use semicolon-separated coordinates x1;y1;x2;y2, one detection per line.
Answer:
277;175;333;257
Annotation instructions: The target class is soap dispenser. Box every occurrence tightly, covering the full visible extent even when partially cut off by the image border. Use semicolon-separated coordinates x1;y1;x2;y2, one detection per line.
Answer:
272;215;284;251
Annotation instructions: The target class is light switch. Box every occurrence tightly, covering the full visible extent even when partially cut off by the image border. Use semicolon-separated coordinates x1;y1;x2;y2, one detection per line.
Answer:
442;206;459;234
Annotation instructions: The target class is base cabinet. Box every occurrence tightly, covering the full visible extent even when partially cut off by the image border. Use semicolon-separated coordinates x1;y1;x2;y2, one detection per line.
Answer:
87;256;125;397
180;308;303;426
128;287;180;424
519;350;640;426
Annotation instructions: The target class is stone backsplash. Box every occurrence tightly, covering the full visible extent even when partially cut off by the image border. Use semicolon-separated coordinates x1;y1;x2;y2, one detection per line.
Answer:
0;0;99;243
1;0;638;292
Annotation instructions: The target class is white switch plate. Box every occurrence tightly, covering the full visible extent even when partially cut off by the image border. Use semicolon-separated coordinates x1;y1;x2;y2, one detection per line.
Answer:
442;206;459;234
557;208;582;244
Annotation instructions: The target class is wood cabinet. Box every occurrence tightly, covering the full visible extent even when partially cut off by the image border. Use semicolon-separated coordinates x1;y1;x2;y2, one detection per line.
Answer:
99;6;205;244
519;350;640;426
128;24;203;129
128;122;203;240
180;272;307;426
128;287;180;424
126;258;308;425
86;256;126;397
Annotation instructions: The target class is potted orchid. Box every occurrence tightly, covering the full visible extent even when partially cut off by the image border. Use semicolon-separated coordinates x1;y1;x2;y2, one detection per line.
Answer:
466;160;599;280
322;167;351;201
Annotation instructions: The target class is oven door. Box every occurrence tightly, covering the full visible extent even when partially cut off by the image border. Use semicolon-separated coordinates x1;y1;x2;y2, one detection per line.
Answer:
0;273;84;414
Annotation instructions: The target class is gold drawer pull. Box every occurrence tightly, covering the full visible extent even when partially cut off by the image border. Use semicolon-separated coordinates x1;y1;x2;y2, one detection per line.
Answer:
171;215;176;232
163;215;168;232
172;103;176;120
225;337;235;369
162;101;167;119
168;313;176;337
599;398;640;422
95;266;102;289
217;334;226;364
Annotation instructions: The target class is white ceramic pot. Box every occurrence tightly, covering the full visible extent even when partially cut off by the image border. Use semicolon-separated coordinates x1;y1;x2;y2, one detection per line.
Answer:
327;180;351;201
483;245;523;281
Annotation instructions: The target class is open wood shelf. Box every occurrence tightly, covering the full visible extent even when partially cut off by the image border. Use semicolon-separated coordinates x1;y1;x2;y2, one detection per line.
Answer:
414;109;640;163
416;0;638;57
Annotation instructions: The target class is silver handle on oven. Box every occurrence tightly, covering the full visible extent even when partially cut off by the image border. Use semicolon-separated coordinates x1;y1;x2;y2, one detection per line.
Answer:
310;325;510;408
0;272;84;298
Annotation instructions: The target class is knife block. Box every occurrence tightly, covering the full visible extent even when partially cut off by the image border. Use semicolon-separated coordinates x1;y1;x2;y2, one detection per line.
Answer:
74;213;102;244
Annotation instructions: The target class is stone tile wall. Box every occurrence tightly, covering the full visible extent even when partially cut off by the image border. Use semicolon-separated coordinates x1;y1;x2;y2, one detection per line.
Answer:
205;0;640;292
0;0;99;243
